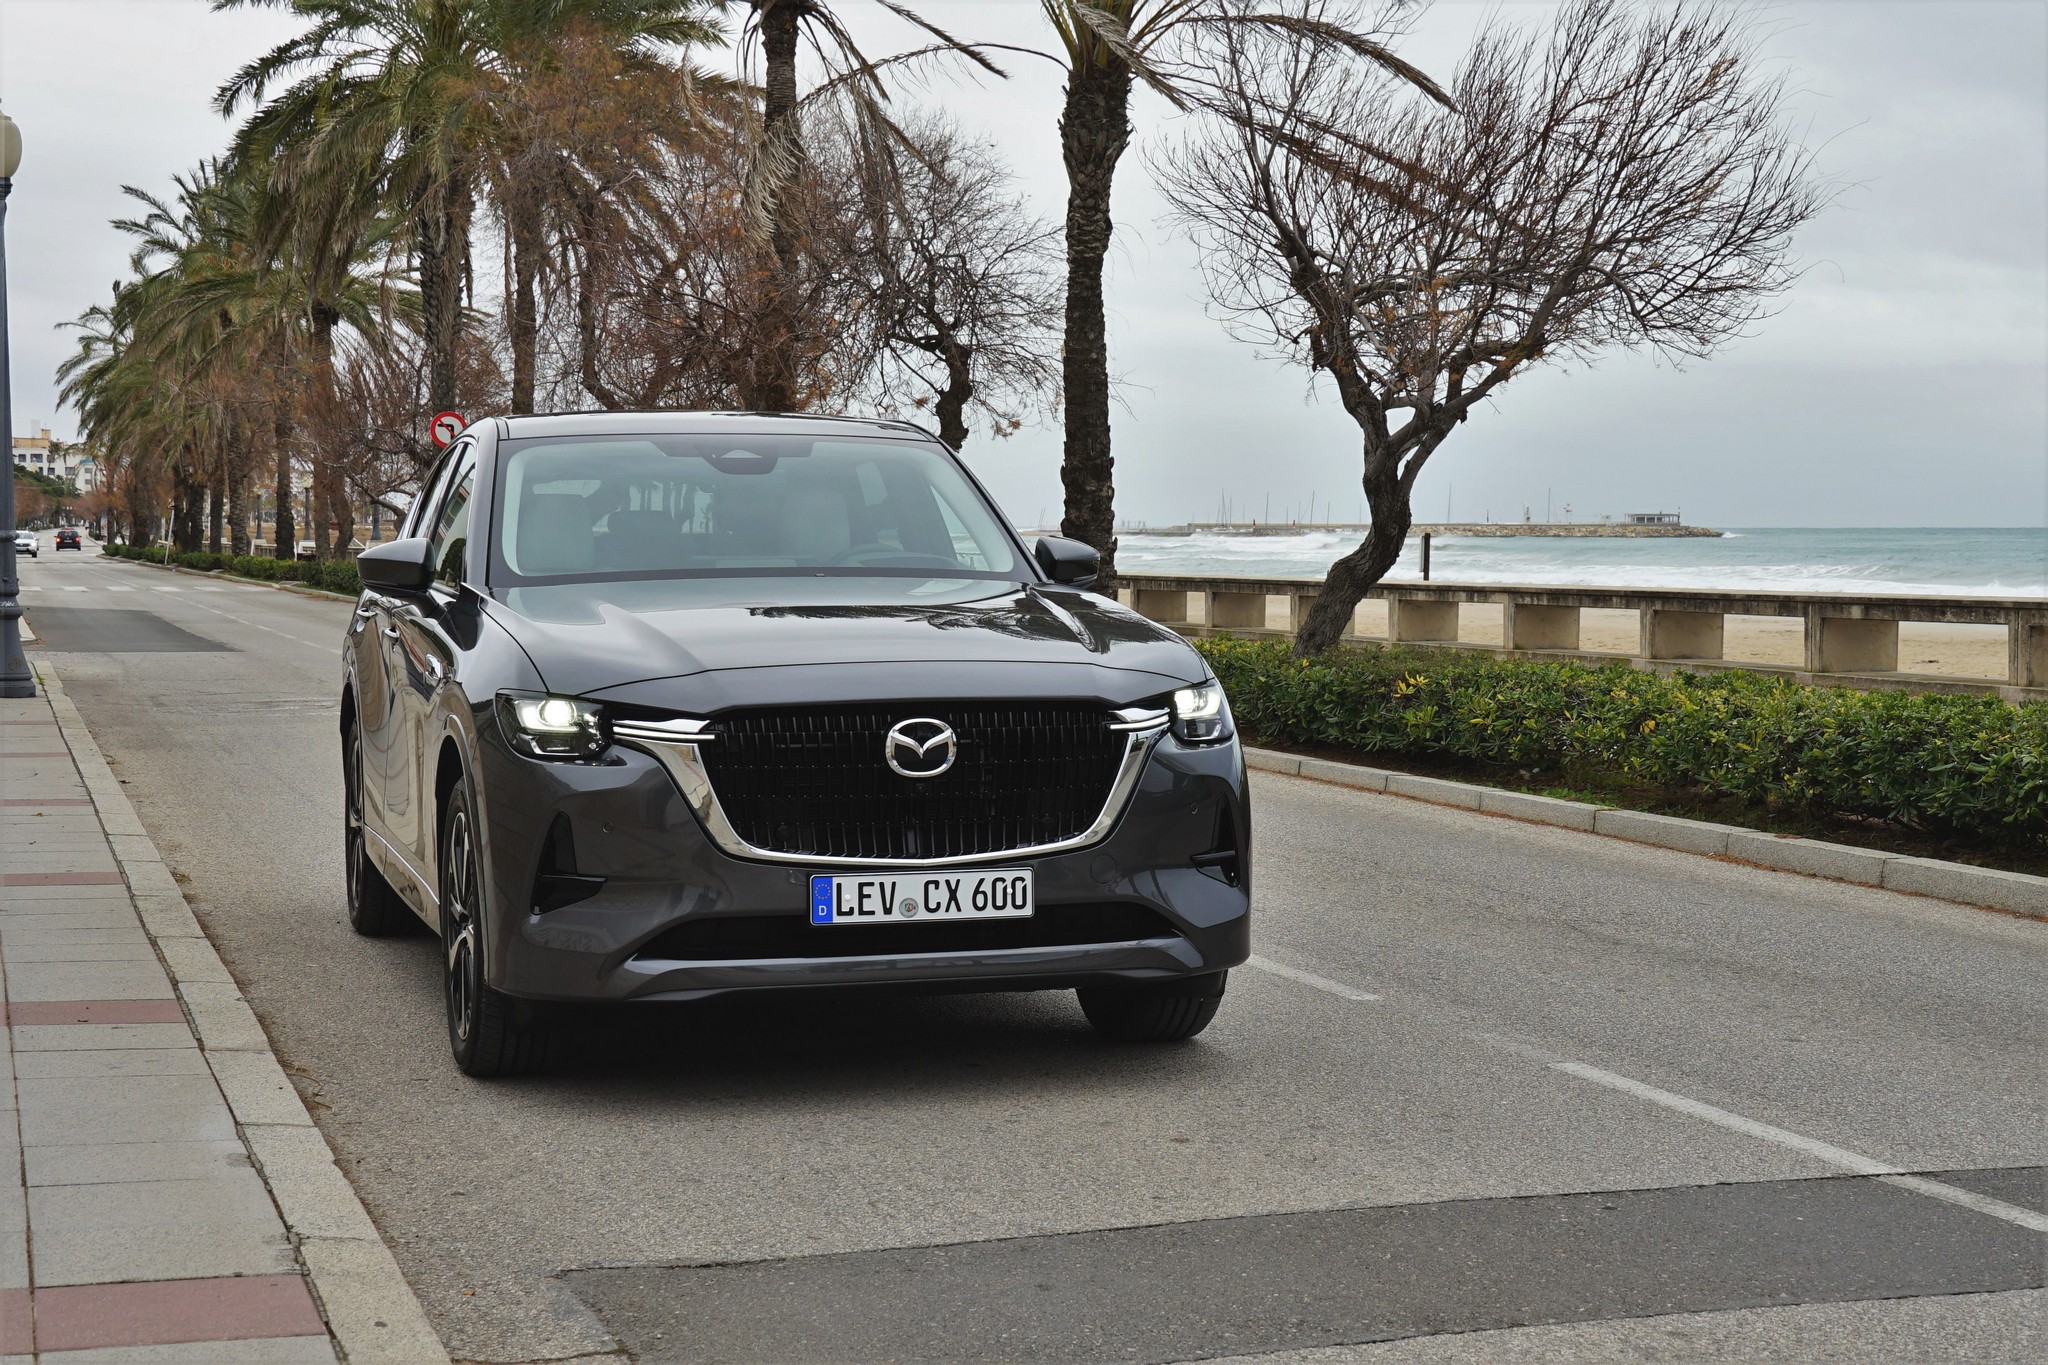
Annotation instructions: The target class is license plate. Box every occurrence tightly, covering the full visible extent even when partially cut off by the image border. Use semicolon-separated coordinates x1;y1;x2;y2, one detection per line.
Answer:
810;870;1034;925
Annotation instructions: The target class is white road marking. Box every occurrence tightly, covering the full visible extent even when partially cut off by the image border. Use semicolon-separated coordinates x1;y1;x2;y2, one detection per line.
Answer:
1247;954;1381;1002
105;586;133;593
62;586;89;592
152;586;182;593
1552;1061;2048;1233
21;585;40;591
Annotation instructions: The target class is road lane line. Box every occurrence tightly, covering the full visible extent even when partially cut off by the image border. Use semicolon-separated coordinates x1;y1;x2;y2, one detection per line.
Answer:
1551;1061;2048;1233
1247;954;1381;1002
62;586;88;592
105;585;133;592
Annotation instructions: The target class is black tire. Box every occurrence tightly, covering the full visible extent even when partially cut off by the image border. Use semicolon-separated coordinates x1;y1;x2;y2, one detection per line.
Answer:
440;774;551;1077
344;725;413;937
1078;971;1228;1043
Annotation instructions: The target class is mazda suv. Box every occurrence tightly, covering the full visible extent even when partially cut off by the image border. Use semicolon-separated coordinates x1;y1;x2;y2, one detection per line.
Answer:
342;413;1249;1076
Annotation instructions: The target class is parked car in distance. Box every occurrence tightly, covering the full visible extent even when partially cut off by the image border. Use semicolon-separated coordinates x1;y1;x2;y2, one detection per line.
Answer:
54;529;82;550
342;412;1250;1076
13;530;36;558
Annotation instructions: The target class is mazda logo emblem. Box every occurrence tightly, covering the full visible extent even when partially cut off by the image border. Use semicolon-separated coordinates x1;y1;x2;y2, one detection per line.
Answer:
884;718;957;778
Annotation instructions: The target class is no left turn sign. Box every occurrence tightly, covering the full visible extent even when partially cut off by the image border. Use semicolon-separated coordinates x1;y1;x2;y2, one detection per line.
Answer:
429;411;468;448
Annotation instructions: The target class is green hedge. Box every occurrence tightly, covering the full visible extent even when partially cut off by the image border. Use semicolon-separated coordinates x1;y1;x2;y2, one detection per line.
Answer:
1199;637;2048;850
101;542;361;596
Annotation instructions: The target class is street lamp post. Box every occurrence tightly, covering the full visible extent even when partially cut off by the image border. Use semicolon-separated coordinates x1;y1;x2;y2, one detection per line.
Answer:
0;110;34;698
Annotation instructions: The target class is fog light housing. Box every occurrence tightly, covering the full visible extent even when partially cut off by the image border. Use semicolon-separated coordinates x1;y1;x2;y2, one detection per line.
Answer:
1171;680;1232;743
497;691;608;760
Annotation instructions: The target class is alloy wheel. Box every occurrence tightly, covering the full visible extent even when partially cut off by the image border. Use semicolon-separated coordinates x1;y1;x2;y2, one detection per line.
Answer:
444;808;481;1044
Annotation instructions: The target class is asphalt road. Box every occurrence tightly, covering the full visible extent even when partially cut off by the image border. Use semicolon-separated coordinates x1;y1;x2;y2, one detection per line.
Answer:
17;543;2048;1364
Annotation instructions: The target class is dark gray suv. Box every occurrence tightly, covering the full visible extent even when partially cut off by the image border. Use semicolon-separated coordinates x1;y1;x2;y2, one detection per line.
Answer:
343;413;1249;1075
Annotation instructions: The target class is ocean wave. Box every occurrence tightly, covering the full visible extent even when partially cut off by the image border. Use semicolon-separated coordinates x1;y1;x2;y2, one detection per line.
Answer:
1116;528;2048;598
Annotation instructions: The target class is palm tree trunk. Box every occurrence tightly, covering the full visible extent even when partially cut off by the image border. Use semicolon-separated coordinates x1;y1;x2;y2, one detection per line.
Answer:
308;306;344;559
755;0;804;412
273;409;296;561
510;195;541;415
207;479;225;555
1058;59;1133;590
226;415;250;557
418;173;471;418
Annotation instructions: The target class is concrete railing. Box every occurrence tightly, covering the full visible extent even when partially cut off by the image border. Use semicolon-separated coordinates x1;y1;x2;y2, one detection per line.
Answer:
1119;574;2048;702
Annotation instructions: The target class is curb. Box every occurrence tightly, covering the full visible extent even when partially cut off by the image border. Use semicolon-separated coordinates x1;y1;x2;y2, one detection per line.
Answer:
1246;746;2048;919
35;663;450;1364
97;550;357;601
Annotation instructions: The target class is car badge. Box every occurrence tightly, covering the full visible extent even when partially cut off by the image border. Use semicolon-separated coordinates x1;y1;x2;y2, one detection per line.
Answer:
885;718;957;778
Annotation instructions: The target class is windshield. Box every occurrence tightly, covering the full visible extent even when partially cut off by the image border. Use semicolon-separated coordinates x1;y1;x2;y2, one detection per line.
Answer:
491;434;1023;585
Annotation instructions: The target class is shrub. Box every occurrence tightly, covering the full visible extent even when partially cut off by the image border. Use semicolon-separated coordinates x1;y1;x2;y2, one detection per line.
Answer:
1198;638;2048;849
100;541;360;596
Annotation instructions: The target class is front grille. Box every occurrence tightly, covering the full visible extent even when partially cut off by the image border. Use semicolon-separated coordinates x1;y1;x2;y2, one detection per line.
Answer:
634;903;1181;961
699;703;1129;859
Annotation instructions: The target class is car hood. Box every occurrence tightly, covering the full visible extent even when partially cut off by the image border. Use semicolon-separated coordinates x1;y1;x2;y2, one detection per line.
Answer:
486;575;1207;707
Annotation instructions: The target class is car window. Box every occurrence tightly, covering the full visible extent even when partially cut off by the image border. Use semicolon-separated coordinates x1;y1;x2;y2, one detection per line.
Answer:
427;457;477;589
407;442;466;540
494;435;1021;583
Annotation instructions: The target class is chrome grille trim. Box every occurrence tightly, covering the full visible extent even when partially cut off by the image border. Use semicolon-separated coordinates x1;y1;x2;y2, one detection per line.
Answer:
618;722;1163;870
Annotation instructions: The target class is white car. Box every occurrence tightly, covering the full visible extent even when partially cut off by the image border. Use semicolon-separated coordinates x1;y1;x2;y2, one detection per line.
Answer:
12;530;35;559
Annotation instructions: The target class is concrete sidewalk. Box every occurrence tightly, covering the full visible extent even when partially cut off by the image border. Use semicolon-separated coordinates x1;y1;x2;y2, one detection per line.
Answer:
2;674;445;1362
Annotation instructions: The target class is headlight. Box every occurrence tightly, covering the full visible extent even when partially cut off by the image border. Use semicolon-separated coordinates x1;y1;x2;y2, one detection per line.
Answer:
496;691;608;761
1171;680;1232;743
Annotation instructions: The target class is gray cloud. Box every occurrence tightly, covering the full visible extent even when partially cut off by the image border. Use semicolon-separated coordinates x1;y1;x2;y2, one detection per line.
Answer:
0;0;2040;528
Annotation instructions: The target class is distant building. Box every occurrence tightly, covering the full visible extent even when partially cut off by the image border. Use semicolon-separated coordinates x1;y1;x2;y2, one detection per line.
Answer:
12;425;98;491
1627;511;1681;526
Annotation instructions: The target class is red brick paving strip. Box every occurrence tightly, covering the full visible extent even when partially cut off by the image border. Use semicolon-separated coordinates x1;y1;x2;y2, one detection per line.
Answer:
0;1287;29;1355
34;1274;327;1352
0;871;126;886
3;999;185;1025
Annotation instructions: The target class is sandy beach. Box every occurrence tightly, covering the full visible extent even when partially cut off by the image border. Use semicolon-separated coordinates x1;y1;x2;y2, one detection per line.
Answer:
1172;598;2013;680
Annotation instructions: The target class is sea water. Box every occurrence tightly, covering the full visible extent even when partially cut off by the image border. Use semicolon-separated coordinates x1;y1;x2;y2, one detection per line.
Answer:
1114;527;2048;598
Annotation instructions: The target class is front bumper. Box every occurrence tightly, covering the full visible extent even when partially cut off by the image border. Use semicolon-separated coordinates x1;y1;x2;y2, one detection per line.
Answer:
476;730;1251;1003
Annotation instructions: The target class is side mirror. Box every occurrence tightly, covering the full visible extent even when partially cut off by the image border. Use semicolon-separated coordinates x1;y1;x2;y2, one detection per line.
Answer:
1033;535;1099;587
356;537;434;594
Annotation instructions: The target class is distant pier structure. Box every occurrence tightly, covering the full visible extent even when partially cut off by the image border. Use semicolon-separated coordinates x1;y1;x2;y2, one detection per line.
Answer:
1145;516;1722;539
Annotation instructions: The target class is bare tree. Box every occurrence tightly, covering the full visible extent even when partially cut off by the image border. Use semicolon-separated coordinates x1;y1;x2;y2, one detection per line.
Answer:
852;116;1063;448
547;98;875;412
1161;0;1828;653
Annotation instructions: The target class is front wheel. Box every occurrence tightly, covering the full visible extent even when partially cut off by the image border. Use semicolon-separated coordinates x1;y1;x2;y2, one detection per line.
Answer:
440;774;552;1077
1078;971;1228;1043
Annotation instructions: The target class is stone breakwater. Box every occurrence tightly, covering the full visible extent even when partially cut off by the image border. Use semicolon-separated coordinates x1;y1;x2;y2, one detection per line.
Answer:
1147;522;1723;538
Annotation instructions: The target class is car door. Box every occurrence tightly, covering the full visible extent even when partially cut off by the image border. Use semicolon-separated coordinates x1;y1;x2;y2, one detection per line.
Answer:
350;579;400;845
391;446;477;872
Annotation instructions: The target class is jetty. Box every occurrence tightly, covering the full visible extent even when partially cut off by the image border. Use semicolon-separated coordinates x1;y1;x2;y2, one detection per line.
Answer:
1141;519;1722;539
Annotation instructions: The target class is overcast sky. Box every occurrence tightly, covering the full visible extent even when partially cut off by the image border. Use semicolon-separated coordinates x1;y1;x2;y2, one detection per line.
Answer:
0;0;2043;528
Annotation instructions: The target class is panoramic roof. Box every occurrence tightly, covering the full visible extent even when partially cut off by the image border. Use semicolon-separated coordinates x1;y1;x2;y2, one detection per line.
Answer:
494;411;937;441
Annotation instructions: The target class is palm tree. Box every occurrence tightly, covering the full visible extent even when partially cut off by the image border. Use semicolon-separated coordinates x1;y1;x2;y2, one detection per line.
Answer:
1040;1;1449;586
216;0;723;422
